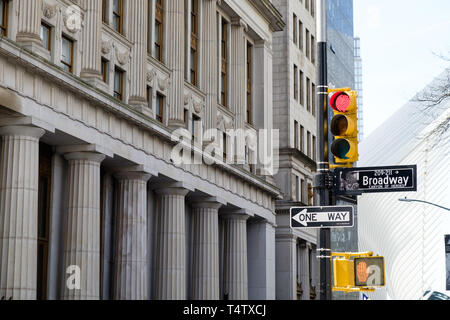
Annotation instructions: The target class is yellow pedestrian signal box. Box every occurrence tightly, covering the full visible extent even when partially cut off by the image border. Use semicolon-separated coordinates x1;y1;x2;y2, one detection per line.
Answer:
354;257;385;287
332;252;385;293
333;258;354;288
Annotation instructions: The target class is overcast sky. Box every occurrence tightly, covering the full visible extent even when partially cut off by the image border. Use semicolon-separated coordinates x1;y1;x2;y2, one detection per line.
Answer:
354;0;450;138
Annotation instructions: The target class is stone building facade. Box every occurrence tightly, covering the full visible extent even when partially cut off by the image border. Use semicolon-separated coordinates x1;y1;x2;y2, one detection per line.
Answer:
0;0;285;300
271;0;319;300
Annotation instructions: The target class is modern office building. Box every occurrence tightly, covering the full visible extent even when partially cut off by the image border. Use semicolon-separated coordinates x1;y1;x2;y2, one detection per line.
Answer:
0;0;285;300
271;0;320;300
358;69;450;300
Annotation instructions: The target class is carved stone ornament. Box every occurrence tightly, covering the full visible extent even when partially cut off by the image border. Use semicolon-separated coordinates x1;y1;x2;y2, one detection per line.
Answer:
63;5;83;33
102;40;112;55
158;76;170;91
193;101;204;114
147;69;157;83
115;47;130;66
43;2;57;19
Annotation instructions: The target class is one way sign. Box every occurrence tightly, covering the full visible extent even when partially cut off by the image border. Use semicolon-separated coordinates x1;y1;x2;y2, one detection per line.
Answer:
290;206;354;229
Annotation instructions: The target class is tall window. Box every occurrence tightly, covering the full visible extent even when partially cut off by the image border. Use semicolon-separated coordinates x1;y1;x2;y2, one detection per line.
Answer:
246;42;253;124
114;67;124;100
311;82;316;116
147;86;152;109
299;70;304;106
312;135;316;161
40;22;51;51
192;114;200;142
294;120;299;149
307;131;311;158
298;20;303;51
101;58;109;83
300;125;304;153
102;0;107;23
293;65;298;101
154;0;164;62
311;35;316;64
155;93;164;123
220;19;228;107
112;0;123;34
306;77;311;112
295;175;300;202
61;35;74;73
37;143;52;300
293;14;297;45
222;131;228;160
306;29;310;60
189;0;199;85
301;179;305;203
0;0;8;37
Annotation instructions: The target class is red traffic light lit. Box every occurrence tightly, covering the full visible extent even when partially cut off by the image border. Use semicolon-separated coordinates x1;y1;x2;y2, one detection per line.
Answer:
330;92;351;112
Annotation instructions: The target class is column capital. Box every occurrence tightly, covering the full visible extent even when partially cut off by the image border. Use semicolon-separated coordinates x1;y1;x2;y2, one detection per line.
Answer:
231;17;248;32
0;116;55;134
189;196;226;210
220;212;250;221
57;144;111;163
114;165;152;182
0;126;45;139
152;181;194;196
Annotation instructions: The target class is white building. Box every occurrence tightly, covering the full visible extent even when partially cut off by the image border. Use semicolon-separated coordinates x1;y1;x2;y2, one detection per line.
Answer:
357;69;450;300
271;0;320;300
0;0;286;300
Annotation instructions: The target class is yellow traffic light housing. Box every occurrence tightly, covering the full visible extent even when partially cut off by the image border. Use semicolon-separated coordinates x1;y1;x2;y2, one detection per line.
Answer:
331;252;385;293
328;89;359;168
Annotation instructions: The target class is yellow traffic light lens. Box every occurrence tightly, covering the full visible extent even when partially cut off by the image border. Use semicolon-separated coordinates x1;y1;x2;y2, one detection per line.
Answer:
331;139;351;159
331;115;349;136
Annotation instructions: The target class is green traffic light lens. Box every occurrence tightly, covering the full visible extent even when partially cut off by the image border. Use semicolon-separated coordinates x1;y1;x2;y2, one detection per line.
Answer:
331;139;350;159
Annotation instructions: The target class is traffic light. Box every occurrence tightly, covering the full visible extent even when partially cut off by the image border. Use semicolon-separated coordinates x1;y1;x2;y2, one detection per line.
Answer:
329;89;359;166
332;252;385;292
354;257;385;287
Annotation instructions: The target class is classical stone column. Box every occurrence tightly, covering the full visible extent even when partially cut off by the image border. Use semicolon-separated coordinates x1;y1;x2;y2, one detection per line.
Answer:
16;0;43;47
154;186;189;300
166;0;185;128
128;0;148;107
113;169;151;300
298;242;311;300
190;198;223;300
275;232;296;300
0;125;45;300
80;0;103;82
247;219;276;300
201;0;218;140
222;213;249;300
61;149;105;300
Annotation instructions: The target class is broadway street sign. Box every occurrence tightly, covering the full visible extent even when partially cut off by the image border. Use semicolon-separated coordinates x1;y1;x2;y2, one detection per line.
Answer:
291;206;354;229
333;165;417;196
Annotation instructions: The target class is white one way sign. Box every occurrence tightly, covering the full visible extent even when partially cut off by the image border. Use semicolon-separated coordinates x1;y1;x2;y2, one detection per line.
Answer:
290;206;354;229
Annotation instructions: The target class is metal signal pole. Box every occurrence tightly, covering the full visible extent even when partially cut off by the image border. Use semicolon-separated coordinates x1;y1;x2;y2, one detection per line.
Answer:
315;0;332;300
